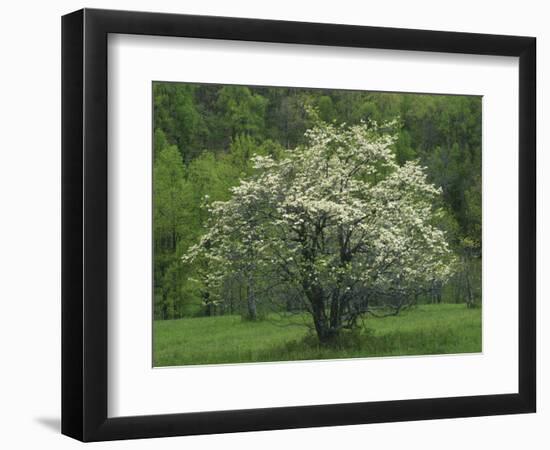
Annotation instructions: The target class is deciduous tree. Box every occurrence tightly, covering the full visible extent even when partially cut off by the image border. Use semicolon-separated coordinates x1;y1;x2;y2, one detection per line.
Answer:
184;119;454;341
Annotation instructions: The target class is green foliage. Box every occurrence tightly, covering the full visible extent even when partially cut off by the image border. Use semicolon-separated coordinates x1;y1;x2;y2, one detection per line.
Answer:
153;304;481;366
153;144;188;319
228;134;260;173
216;86;267;142
153;83;200;161
154;128;169;158
153;144;187;242
316;95;336;122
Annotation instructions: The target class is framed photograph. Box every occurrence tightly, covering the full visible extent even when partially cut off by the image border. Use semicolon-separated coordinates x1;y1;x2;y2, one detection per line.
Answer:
61;8;536;442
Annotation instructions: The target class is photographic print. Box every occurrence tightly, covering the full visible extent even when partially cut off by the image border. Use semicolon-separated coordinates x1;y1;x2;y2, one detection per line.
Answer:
152;82;482;367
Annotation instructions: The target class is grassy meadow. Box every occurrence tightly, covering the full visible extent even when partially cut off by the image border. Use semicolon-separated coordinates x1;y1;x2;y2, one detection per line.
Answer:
153;304;481;367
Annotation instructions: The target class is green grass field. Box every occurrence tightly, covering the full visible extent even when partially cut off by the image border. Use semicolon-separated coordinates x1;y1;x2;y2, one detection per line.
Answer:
153;304;482;367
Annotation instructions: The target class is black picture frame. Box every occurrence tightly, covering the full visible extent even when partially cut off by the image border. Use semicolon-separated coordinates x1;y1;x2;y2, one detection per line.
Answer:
61;8;536;442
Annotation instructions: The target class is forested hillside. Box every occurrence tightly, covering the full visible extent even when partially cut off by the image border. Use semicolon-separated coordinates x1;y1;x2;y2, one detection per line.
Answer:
153;82;481;320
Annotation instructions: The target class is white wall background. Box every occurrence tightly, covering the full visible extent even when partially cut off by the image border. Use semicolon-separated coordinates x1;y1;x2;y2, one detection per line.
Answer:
0;0;546;448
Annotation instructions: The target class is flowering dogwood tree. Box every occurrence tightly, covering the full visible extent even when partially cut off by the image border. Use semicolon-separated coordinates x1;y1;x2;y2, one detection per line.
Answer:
184;119;454;342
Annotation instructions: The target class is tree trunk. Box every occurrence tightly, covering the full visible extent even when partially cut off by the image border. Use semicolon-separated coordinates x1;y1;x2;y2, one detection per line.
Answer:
465;270;474;308
329;290;342;330
307;284;339;343
313;312;336;343
246;279;257;320
203;290;213;316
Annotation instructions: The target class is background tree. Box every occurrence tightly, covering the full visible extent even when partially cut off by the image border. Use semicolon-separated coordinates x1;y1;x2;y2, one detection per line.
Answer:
216;86;267;145
153;144;188;319
153;83;200;162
